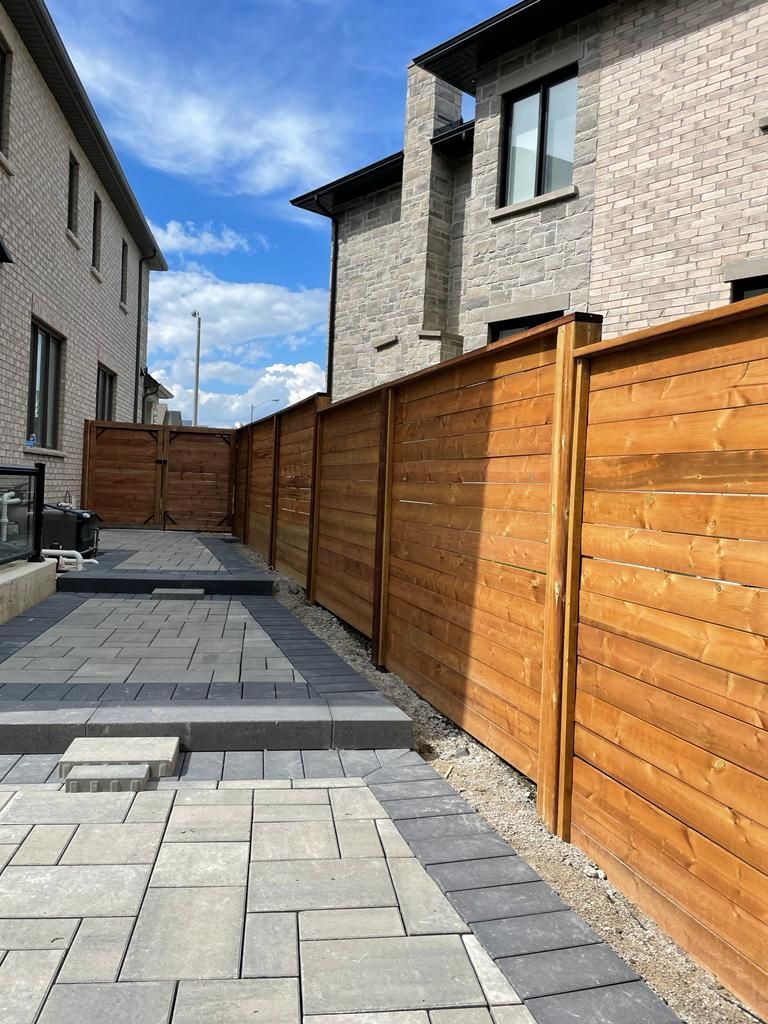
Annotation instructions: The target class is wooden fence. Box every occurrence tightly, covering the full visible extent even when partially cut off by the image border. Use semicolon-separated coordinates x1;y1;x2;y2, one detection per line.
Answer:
82;422;236;531
231;297;768;1018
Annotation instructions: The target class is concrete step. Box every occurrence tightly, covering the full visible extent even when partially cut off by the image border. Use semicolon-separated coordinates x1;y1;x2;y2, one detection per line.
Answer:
57;572;274;596
58;736;181;779
64;762;150;793
0;698;412;753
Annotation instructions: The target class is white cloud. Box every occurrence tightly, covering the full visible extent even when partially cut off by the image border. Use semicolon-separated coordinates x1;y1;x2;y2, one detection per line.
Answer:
147;265;328;427
154;362;326;428
148;264;328;358
70;47;346;197
149;220;258;256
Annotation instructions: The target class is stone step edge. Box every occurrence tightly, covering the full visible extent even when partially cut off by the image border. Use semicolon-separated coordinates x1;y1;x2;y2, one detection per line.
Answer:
64;762;151;793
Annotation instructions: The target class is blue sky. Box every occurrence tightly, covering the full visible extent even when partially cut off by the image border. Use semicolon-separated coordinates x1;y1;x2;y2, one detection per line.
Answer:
47;0;505;425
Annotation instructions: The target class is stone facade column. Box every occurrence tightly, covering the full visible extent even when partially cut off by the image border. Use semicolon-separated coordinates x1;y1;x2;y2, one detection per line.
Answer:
397;65;464;373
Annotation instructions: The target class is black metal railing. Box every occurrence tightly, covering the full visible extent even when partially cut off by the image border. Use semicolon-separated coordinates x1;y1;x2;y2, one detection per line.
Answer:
0;462;45;566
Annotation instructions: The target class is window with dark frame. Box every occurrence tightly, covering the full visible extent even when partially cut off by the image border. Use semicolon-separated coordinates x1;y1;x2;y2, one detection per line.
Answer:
501;67;578;208
96;365;116;421
0;37;9;153
731;276;768;302
27;323;62;449
120;239;128;304
67;152;79;234
91;194;102;271
489;310;565;343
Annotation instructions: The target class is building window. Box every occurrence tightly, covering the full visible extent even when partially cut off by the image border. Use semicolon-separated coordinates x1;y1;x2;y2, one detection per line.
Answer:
28;324;62;449
96;365;116;420
489;310;564;343
120;240;128;304
0;37;10;154
67;153;79;234
501;68;578;207
732;276;768;302
91;194;102;270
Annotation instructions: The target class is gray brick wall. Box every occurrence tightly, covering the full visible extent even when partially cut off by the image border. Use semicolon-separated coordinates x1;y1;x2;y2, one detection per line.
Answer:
327;0;768;396
0;7;149;503
590;0;768;335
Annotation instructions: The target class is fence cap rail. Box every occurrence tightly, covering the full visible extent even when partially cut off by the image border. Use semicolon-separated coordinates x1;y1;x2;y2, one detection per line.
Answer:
244;391;330;430
575;291;768;360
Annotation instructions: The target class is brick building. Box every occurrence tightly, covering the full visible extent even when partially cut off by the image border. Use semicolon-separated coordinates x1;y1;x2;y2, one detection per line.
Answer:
293;0;768;401
0;0;166;501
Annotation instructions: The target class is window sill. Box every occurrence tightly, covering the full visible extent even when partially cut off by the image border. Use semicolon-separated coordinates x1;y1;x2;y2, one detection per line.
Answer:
119;301;129;315
22;446;65;459
490;184;579;223
0;150;13;177
90;266;103;283
65;228;81;251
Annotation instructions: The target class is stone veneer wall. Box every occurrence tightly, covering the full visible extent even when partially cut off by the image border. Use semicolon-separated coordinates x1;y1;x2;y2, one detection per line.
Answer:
0;7;149;503
589;0;768;335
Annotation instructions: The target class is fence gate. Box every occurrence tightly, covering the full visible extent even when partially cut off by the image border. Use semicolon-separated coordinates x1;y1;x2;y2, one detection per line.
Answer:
82;421;235;532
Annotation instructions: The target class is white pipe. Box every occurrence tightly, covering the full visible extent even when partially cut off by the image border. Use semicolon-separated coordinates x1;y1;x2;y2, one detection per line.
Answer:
41;549;99;572
0;492;22;543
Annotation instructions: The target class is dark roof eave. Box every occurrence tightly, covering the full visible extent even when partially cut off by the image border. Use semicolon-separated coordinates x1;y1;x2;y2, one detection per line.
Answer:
291;152;404;217
413;0;614;95
3;0;167;270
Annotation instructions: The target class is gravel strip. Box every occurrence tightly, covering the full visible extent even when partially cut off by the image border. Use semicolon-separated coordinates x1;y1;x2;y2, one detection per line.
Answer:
238;544;759;1024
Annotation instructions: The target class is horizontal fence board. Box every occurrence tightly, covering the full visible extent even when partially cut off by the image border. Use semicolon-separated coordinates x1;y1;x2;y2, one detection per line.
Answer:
394;454;552;485
395;363;556;423
586;404;768;457
392;480;550;513
584;450;768;492
391;500;549;542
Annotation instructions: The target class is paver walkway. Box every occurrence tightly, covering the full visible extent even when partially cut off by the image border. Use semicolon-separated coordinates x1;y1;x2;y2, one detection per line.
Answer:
0;752;681;1024
87;531;226;573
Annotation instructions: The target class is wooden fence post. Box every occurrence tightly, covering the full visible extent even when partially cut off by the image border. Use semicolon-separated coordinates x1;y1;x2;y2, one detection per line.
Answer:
537;314;602;833
372;387;396;669
80;421;93;507
307;404;325;604
268;414;281;569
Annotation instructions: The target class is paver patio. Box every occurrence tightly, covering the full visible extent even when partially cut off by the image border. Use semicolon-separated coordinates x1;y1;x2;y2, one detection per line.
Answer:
0;531;682;1023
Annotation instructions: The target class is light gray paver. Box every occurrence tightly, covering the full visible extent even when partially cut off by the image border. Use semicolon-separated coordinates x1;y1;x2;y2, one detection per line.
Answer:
60;823;164;864
462;935;521;1006
57;917;134;983
0;949;64;1024
10;825;75;866
250;821;339;861
490;1008;537;1024
336;819;384;858
0;792;133;825
299;907;404;941
330;788;388;820
431;1010;494;1023
0;919;78;950
125;790;174;823
151;841;249;887
0;864;149;917
251;789;328;805
174;789;252;806
388;858;469;936
376;819;415;858
305;1014;428;1024
36;981;175;1024
242;913;299;978
121;886;245;981
165;804;251;842
172;978;300;1023
300;935;484;1014
252;804;332;822
64;763;150;793
248;859;396;912
58;738;180;779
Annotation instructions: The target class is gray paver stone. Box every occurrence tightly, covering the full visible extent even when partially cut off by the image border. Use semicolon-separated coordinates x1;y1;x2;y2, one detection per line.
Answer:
165;804;251;842
473;911;602;959
388;858;468;935
58;737;179;779
242;913;298;978
300;935;484;1014
172;978;300;1024
525;980;680;1024
60;823;164;864
247;858;395;912
151;841;249;887
336;819;383;858
64;763;150;793
121;886;245;981
251;821;339;861
0;918;78;950
10;825;75;866
57;917;133;983
498;943;639;1000
448;882;567;923
429;856;539;892
0;864;149;917
0;791;133;825
462;935;521;1005
299;907;404;941
36;981;175;1024
0;948;64;1024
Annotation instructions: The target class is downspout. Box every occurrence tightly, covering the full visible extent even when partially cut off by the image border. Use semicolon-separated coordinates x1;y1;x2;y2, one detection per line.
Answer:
326;215;339;398
134;250;156;422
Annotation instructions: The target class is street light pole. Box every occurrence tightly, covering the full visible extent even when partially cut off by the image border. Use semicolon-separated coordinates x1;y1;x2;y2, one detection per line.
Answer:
250;398;280;422
191;310;202;426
